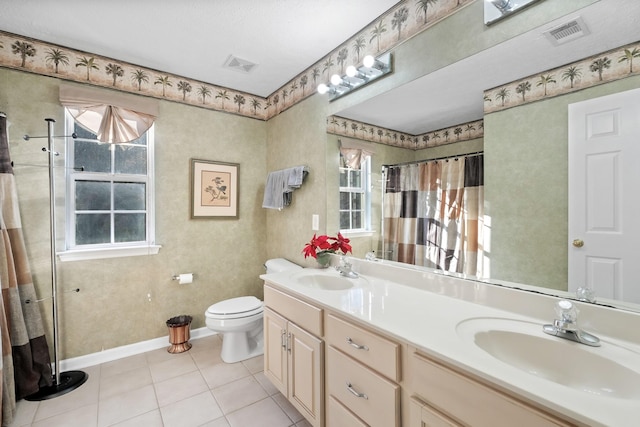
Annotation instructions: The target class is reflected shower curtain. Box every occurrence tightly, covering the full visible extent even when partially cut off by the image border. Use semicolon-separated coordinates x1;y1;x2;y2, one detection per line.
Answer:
383;154;484;276
0;114;52;425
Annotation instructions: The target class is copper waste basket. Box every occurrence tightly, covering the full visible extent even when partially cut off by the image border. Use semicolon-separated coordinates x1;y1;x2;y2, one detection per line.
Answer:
166;315;193;353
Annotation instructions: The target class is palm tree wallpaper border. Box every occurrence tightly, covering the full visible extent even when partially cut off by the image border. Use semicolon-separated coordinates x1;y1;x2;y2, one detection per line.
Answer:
484;41;640;114
0;0;474;123
327;115;483;150
0;0;637;139
0;31;269;120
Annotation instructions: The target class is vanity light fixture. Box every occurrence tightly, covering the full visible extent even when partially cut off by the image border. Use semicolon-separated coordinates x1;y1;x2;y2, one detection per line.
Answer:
489;0;513;13
484;0;544;25
317;52;392;101
330;74;343;86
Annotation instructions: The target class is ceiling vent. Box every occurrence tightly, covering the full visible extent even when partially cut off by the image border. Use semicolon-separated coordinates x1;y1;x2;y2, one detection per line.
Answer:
223;55;258;73
543;17;590;46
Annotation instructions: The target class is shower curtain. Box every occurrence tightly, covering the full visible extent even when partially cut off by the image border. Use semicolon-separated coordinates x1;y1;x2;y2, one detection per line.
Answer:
0;114;52;425
383;154;484;276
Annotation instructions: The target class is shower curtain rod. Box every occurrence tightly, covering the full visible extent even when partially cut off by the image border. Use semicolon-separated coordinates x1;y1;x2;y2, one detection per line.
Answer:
382;150;483;168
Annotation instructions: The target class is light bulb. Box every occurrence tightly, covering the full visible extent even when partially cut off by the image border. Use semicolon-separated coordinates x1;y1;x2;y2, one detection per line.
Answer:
317;83;329;94
363;55;375;68
330;74;342;86
346;65;357;77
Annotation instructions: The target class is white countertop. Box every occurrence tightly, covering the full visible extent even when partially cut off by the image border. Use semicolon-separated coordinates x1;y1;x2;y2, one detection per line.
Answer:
260;258;640;427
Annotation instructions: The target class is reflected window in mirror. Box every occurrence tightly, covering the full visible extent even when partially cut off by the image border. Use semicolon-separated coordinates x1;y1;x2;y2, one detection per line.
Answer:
339;154;371;234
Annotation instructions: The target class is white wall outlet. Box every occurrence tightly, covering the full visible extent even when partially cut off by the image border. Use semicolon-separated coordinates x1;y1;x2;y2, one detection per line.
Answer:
312;214;319;231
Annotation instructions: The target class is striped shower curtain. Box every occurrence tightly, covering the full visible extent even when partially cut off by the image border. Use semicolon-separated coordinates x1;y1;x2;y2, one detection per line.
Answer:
383;154;484;276
0;114;52;425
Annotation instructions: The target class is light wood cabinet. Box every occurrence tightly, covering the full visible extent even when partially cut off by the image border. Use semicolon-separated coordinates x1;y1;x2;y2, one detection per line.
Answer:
406;347;575;427
326;313;400;381
264;287;324;427
327;346;400;427
325;313;401;427
409;397;462;427
263;282;579;427
327;395;368;427
264;307;288;394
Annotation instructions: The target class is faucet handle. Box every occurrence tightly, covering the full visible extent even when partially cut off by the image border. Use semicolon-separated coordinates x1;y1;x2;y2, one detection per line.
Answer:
576;286;596;303
555;300;578;324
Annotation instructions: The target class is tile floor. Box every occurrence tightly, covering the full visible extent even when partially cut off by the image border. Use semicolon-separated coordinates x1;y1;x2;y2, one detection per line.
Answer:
8;335;310;427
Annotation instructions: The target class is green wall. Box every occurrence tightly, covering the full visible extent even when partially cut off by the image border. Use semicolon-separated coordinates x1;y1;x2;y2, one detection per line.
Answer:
0;69;268;358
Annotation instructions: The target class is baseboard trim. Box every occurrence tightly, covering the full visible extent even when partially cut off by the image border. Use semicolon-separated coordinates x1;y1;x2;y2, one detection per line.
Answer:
60;327;217;371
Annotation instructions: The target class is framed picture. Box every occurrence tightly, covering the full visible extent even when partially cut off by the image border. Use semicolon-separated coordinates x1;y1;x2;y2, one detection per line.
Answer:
190;159;239;218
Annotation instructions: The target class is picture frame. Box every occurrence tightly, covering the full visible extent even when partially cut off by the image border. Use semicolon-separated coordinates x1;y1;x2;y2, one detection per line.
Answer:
190;159;239;218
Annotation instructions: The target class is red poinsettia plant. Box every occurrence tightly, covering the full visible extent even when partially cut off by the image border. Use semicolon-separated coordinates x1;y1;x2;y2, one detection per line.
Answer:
302;233;352;259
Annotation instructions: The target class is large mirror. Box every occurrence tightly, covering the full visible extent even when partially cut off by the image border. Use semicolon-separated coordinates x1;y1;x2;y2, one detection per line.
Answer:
328;0;640;312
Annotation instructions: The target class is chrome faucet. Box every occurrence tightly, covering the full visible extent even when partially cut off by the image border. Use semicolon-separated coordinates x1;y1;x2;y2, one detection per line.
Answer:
542;300;600;347
335;256;359;278
365;251;377;261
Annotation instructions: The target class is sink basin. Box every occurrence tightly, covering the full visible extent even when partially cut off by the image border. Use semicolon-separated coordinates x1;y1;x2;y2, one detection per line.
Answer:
293;272;365;290
456;318;640;399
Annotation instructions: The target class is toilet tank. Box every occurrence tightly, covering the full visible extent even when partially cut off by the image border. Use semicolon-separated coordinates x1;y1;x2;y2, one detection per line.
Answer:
264;258;302;274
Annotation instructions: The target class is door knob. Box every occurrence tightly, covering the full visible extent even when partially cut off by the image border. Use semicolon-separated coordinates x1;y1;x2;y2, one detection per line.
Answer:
572;239;584;248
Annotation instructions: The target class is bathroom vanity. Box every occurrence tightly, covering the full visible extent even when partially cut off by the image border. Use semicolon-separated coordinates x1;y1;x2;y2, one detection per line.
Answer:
260;257;640;427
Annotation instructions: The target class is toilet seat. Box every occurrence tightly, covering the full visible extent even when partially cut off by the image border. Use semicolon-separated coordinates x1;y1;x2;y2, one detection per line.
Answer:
206;296;263;320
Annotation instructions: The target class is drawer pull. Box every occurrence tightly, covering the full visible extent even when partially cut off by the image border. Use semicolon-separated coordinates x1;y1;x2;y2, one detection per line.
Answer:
346;337;369;351
346;382;368;400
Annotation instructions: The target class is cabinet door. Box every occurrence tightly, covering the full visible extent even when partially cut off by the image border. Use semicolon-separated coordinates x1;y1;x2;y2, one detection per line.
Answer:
264;308;288;396
288;321;324;427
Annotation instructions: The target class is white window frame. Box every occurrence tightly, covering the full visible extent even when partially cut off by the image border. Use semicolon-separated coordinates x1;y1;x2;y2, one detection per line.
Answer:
339;155;372;236
59;111;160;261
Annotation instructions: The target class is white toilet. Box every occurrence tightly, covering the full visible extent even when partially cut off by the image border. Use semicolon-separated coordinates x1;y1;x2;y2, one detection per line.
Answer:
205;258;301;363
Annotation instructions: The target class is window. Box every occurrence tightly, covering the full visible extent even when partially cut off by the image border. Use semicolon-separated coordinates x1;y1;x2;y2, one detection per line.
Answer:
61;112;158;261
339;155;372;233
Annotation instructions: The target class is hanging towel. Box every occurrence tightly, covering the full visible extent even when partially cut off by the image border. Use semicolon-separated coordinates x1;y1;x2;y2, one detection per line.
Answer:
262;166;308;210
262;170;288;210
282;166;306;207
287;166;306;189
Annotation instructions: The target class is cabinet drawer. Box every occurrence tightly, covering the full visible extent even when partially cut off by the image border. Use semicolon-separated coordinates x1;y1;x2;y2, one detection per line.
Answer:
326;313;400;381
409;397;462;427
264;285;323;336
327;346;400;427
327;395;368;427
409;349;573;427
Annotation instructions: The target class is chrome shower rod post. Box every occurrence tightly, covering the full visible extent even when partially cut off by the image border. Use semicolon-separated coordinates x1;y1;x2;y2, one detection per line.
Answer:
25;118;87;401
46;118;60;387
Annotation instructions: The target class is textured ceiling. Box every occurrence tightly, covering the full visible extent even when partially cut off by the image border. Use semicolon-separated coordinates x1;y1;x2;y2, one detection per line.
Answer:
0;0;399;97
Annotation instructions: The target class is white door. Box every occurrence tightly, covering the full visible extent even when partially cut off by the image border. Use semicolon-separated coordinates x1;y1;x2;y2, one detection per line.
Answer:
568;87;640;304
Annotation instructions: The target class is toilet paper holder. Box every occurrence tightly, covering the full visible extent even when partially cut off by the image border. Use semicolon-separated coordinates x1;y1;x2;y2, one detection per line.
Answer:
172;273;196;283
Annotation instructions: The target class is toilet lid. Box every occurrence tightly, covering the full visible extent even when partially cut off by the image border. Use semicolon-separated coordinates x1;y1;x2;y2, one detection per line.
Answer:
207;296;263;316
